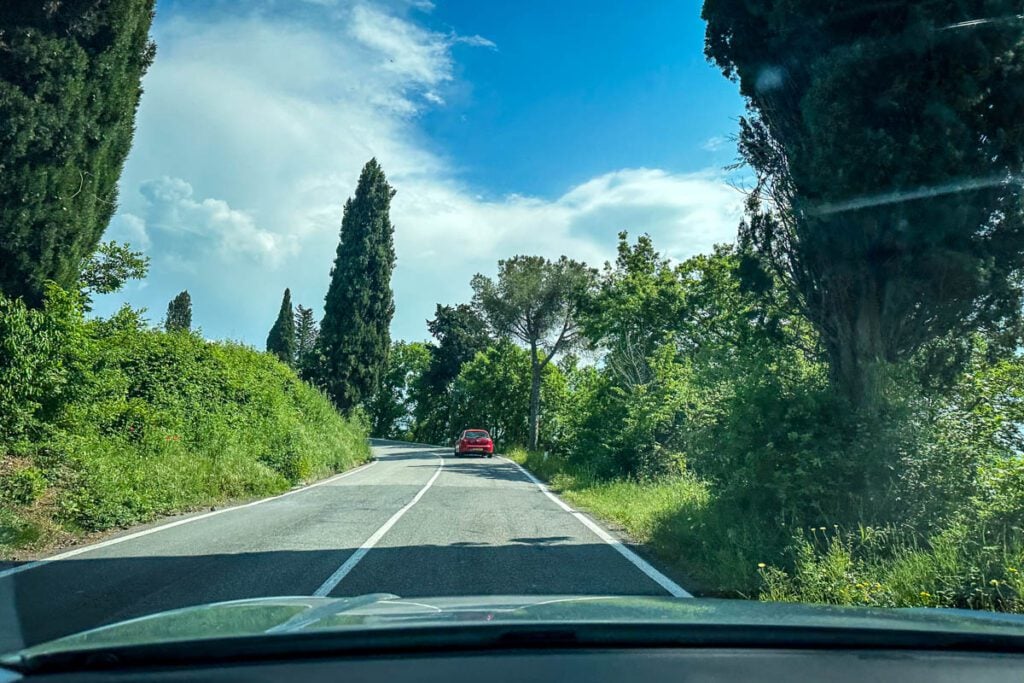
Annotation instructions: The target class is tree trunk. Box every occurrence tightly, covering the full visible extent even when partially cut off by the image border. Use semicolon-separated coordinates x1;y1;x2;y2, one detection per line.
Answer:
828;288;887;410
528;342;541;451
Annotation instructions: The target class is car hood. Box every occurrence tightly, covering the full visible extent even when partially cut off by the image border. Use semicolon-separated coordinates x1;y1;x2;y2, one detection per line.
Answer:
10;594;1024;660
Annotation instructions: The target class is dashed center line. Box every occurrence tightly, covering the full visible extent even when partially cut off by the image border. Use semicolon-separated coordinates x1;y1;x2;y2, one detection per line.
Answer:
312;451;445;597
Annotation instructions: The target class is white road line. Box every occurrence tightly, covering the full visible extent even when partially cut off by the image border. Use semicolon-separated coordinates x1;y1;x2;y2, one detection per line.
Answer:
0;460;378;581
313;453;445;597
499;456;693;599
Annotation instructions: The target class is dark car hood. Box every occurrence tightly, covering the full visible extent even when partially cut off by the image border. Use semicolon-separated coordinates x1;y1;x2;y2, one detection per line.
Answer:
10;594;1024;661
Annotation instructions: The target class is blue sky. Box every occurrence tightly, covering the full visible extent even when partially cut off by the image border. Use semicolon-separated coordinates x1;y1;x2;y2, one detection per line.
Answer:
96;0;746;344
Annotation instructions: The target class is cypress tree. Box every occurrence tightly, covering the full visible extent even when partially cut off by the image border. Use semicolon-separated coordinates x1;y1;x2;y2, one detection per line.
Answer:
266;288;296;365
702;0;1024;404
164;290;191;332
294;304;319;369
0;1;156;306
316;159;396;412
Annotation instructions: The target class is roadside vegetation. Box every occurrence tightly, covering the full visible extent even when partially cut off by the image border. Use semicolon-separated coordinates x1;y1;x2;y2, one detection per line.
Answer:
4;0;1024;615
368;2;1024;611
0;286;369;558
1;5;390;559
375;233;1024;610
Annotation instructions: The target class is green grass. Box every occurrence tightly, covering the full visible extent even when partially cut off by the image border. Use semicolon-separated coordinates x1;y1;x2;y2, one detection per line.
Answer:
506;447;1024;609
759;523;1024;612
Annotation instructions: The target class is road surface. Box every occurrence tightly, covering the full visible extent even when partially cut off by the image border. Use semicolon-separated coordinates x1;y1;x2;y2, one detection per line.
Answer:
0;442;687;651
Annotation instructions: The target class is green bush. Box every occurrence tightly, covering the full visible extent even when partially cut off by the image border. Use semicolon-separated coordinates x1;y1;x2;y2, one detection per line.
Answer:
0;288;370;549
0;466;47;506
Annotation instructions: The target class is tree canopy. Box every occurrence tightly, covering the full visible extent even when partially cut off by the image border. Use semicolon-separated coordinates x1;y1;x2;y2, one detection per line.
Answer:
702;0;1024;403
410;303;492;443
366;340;431;439
0;1;156;306
472;255;596;449
315;159;396;413
293;304;319;372
266;288;296;365
79;241;149;307
164;290;191;332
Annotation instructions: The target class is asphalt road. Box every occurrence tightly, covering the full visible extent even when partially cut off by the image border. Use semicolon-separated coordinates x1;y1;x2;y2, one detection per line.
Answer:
0;442;686;652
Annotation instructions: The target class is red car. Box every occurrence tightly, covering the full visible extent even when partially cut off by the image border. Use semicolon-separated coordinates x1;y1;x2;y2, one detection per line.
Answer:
454;429;494;457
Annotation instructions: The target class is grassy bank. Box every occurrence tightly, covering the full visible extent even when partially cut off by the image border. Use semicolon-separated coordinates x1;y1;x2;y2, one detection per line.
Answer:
1;290;369;559
507;447;1024;611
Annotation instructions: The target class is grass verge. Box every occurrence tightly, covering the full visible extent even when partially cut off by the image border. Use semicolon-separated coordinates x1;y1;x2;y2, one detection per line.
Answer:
505;447;1024;611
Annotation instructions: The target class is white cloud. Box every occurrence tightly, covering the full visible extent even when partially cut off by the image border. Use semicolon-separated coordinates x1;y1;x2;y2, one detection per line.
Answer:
135;177;293;269
702;135;729;152
454;34;497;48
107;213;150;250
97;3;742;343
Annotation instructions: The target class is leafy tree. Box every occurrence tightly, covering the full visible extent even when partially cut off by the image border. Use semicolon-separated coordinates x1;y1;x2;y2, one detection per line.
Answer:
0;1;156;306
450;341;566;449
164;290;191;332
79;241;149;308
584;232;689;386
702;0;1024;405
266;288;296;365
365;341;430;438
411;304;492;443
316;159;396;412
293;304;319;370
472;256;596;449
80;241;149;297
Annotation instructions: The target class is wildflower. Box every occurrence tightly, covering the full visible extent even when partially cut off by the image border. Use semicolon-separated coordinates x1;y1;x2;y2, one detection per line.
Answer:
1009;568;1019;574
919;591;931;598
757;562;766;569
819;526;826;531
990;579;1000;586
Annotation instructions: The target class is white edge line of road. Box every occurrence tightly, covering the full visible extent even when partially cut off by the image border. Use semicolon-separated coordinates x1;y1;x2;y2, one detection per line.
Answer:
313;450;445;597
0;460;379;581
499;456;693;599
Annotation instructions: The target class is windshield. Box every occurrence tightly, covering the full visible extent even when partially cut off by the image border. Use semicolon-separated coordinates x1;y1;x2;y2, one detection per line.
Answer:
2;0;1024;659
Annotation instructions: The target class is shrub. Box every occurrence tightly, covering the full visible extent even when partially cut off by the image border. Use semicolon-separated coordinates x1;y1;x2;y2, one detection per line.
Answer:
0;465;47;506
0;288;370;549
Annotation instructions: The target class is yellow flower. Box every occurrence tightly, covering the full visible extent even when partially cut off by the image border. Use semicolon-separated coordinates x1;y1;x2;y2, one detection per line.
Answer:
919;591;931;598
1009;567;1019;573
757;563;767;569
991;579;1000;586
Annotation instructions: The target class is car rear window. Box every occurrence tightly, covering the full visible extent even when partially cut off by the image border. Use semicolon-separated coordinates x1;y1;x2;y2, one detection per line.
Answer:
464;431;489;439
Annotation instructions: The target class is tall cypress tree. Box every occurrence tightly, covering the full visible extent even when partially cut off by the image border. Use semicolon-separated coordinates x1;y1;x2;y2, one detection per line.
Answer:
0;1;156;306
294;304;319;370
316;159;396;412
165;290;191;332
266;288;296;365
